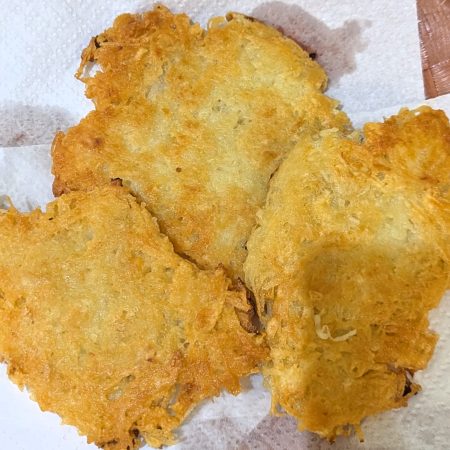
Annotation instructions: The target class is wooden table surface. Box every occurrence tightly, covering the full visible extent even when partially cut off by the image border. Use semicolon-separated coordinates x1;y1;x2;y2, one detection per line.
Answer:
418;0;450;98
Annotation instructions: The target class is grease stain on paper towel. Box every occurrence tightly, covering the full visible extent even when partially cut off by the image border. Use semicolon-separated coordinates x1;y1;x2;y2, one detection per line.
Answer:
252;2;371;85
0;103;74;147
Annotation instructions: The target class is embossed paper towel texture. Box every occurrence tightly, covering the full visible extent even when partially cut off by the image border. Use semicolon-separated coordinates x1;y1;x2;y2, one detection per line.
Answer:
1;1;448;450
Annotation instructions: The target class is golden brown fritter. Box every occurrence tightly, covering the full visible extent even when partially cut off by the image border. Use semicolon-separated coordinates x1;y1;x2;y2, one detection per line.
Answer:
51;4;349;281
244;107;450;440
0;187;268;450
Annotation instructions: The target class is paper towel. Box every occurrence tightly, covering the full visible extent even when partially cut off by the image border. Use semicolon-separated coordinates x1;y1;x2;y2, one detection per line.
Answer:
0;1;448;449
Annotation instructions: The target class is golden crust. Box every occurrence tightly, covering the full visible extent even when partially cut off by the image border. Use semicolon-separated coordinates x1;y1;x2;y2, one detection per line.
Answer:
52;4;349;281
0;187;268;449
244;107;450;439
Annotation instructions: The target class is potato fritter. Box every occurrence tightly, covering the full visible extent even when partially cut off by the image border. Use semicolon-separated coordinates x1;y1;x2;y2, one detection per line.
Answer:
51;4;349;281
0;187;268;449
244;107;450;440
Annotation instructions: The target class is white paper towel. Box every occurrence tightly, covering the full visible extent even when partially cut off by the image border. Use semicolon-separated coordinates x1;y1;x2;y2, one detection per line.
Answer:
0;1;448;449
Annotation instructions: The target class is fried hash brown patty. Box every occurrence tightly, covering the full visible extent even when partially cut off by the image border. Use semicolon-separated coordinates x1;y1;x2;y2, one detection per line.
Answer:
244;107;450;439
0;187;268;449
52;5;349;280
